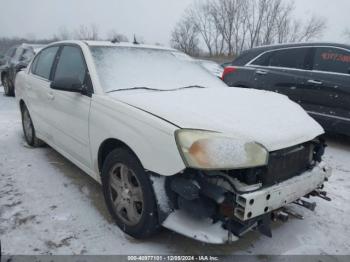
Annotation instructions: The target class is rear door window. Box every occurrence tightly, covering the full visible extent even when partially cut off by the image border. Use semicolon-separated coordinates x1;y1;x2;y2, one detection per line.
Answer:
251;52;271;66
32;46;59;80
267;48;310;70
313;47;350;74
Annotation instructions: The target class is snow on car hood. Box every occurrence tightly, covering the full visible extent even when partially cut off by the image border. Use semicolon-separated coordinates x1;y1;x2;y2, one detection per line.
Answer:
109;87;324;151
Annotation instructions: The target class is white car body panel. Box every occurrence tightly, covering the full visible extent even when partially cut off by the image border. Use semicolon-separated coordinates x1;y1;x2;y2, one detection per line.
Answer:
88;95;185;178
14;40;330;244
15;40;325;180
111;88;324;152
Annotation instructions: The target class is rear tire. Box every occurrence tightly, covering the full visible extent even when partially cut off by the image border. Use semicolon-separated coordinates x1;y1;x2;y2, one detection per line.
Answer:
101;148;160;239
2;74;14;97
21;105;44;147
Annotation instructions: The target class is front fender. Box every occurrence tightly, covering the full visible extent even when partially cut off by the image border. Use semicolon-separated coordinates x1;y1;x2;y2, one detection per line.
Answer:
89;95;186;177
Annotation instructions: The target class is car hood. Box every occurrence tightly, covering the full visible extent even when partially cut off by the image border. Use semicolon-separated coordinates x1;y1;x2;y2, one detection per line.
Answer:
109;87;324;151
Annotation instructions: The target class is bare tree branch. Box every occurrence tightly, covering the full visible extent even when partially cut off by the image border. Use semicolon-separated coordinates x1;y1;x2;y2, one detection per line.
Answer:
107;30;129;42
170;16;200;56
74;24;100;40
171;0;327;56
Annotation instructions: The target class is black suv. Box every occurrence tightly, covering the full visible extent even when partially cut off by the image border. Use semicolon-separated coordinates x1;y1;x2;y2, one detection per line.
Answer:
222;43;350;136
1;44;44;96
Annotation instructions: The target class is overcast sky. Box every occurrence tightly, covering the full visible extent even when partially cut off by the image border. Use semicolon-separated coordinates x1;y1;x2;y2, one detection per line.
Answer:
0;0;349;45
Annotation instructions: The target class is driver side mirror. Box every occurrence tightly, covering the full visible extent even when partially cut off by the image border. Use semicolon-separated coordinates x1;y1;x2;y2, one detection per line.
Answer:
51;77;85;94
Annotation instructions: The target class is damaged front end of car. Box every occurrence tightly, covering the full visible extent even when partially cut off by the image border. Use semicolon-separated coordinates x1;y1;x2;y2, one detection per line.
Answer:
150;131;332;244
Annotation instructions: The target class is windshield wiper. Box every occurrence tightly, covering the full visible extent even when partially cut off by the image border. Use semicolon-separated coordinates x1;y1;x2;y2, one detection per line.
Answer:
107;85;208;93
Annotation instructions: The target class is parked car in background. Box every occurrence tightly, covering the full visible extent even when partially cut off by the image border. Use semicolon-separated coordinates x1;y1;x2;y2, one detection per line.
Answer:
196;59;224;78
0;54;5;66
221;61;232;68
1;43;44;96
222;43;350;136
16;40;331;244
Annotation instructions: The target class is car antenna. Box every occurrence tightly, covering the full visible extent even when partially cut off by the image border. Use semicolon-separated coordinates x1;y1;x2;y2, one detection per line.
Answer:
133;35;140;45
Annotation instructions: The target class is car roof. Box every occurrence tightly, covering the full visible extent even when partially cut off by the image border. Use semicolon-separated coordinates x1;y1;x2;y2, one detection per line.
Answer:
250;42;350;53
46;40;177;52
233;42;350;66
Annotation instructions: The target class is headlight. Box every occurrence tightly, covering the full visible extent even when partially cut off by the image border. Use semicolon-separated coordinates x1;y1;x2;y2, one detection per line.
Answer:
175;129;268;170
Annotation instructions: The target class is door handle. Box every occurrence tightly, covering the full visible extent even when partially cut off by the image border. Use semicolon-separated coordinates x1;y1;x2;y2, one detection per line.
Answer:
47;92;55;100
256;69;268;75
307;79;323;85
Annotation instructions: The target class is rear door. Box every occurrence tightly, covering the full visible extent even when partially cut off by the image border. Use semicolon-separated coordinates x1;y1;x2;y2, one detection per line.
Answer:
306;47;350;133
251;47;313;104
48;45;92;169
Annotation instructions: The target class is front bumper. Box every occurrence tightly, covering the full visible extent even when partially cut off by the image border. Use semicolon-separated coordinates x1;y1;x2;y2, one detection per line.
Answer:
235;163;332;221
162;163;331;244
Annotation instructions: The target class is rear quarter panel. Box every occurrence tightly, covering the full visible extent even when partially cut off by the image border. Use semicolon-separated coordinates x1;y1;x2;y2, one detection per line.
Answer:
224;66;256;88
14;70;27;106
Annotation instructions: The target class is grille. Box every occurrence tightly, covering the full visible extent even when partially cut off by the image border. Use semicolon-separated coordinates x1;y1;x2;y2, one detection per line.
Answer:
262;143;314;186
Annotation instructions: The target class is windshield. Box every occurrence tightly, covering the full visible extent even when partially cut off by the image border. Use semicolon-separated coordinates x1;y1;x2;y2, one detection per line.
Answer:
90;46;226;92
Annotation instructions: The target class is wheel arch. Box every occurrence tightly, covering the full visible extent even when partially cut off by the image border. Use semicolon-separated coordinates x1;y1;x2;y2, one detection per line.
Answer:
97;138;141;174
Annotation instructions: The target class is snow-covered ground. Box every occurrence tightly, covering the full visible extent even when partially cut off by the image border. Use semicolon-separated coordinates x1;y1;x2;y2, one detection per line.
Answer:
0;86;350;255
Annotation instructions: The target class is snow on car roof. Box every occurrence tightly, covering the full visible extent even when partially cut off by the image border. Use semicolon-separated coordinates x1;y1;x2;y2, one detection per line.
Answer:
44;40;178;52
85;40;177;52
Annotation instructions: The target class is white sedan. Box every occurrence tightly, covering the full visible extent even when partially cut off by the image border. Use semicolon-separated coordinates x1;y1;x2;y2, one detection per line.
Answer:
15;41;331;244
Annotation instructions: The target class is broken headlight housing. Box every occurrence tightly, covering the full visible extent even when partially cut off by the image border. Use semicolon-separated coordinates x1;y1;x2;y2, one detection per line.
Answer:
175;129;269;170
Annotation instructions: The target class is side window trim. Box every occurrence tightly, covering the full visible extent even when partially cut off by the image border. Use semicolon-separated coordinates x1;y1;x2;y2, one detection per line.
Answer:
249;47;311;70
247;46;350;73
30;53;40;74
50;46;64;81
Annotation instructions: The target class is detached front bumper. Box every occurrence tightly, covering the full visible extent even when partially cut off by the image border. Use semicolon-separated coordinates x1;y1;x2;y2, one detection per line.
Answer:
235;163;332;221
161;163;332;244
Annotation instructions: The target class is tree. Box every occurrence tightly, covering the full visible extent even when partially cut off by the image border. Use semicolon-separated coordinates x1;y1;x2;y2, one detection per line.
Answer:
54;26;71;40
107;30;129;42
172;0;327;56
297;16;326;42
170;17;200;56
74;24;99;40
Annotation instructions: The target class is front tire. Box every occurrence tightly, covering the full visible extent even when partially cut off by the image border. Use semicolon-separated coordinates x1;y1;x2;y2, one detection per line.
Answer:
101;148;160;239
21;105;44;147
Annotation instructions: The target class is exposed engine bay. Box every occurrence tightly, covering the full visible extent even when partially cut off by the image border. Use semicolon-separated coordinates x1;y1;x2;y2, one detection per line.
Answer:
152;138;332;244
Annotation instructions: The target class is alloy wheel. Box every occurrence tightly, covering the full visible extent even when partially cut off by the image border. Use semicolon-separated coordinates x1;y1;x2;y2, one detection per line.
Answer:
109;163;144;226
